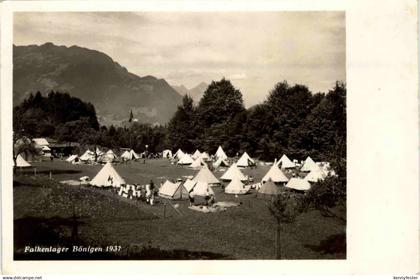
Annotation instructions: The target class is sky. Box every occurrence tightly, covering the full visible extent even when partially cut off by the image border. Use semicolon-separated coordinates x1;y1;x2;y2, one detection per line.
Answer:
14;12;345;107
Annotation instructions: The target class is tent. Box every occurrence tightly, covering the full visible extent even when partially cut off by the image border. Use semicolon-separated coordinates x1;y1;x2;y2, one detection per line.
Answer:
191;181;215;197
220;163;247;181
199;152;210;160
159;180;189;200
80;149;95;161
178;153;194;165
286;178;311;191
224;177;249;194
262;161;289;184
258;179;281;196
304;166;327;183
121;149;140;160
277;154;295;169
13;154;31;167
192;149;201;159
173;149;185;160
101;149;116;162
193;166;220;185
213;157;229;168
236;152;255;167
301;156;317;172
215;146;228;160
32;138;50;147
183;178;197;193
189;157;206;169
130;149;140;160
162;149;172;158
121;150;131;160
66;154;80;164
96;148;104;156
90;162;126;187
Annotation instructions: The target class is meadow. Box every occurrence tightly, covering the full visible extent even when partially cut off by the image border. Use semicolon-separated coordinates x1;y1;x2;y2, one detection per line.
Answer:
14;158;346;260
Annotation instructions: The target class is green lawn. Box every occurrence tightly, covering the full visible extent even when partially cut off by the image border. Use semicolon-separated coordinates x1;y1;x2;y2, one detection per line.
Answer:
14;158;346;260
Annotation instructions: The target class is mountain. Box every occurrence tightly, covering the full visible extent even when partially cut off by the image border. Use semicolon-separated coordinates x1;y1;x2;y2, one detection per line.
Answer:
171;82;208;104
13;43;183;125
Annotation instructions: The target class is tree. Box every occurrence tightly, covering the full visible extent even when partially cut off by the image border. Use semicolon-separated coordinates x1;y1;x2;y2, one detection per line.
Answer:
167;95;196;152
268;190;304;259
12;131;39;174
129;109;134;122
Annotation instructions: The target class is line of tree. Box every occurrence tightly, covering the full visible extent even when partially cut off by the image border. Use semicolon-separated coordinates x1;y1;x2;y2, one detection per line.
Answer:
167;78;346;163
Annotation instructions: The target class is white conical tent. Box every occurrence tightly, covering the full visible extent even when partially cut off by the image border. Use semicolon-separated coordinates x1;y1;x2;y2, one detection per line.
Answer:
178;153;194;165
224;177;249;194
220;163;247;181
130;149;140;159
277;154;295;169
236;152;255;167
199;152;210;160
80;149;95;161
301;156;317;172
215;146;228;160
162;149;172;158
191;181;215;197
159;180;189;200
262;162;289;184
183;178;197;193
304;166;327;183
189;157;206;169
101;149;116;162
258;179;281;196
213;157;229;168
192;149;201;159
121;150;131;160
14;154;31;167
90;162;126;187
286;178;311;191
174;149;185;160
193;166;220;185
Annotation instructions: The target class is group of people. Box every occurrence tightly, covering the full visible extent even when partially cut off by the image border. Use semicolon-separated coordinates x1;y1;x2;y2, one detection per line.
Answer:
114;180;158;205
188;190;216;207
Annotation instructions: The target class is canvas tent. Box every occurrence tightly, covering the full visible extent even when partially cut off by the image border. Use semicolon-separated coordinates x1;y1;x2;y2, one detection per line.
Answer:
13;154;31;167
304;166;327;183
193;166;220;185
178;153;194;165
101;149;116;162
213;157;229;168
159;180;189;200
90;162;126;187
189;157;206;169
236;152;255;167
121;149;140;160
66;154;80;164
33;138;50;148
80;149;95;161
224;177;250;195
220;163;247;181
173;149;185;160
191;181;215;197
199;152;210;161
162;149;172;158
286;178;311;191
130;149;140;159
96;148;104;156
258;179;281;196
183;178;197;193
277;154;295;169
215;146;228;160
301;156;317;172
192;149;201;159
262;161;289;184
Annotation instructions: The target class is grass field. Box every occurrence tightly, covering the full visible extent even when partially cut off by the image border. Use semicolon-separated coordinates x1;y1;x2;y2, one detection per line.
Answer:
14;158;346;260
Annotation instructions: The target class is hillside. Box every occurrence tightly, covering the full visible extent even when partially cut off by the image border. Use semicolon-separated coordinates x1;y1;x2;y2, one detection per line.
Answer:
13;43;183;125
172;82;208;104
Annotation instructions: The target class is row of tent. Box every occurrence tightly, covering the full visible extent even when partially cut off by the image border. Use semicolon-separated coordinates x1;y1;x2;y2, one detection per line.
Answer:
66;148;140;164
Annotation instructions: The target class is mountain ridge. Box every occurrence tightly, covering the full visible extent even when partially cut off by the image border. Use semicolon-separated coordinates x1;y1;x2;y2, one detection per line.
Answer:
13;42;183;125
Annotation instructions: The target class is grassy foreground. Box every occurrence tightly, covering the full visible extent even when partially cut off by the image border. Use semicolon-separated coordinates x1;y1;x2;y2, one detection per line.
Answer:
14;159;346;260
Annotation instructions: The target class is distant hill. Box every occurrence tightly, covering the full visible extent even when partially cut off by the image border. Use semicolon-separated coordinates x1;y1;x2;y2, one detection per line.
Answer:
171;82;208;104
13;43;183;125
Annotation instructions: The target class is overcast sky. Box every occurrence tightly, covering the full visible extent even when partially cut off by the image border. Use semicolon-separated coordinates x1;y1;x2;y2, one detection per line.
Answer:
14;12;345;107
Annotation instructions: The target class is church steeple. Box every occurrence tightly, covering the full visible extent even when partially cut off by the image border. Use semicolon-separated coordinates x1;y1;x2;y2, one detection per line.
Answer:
129;109;133;122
